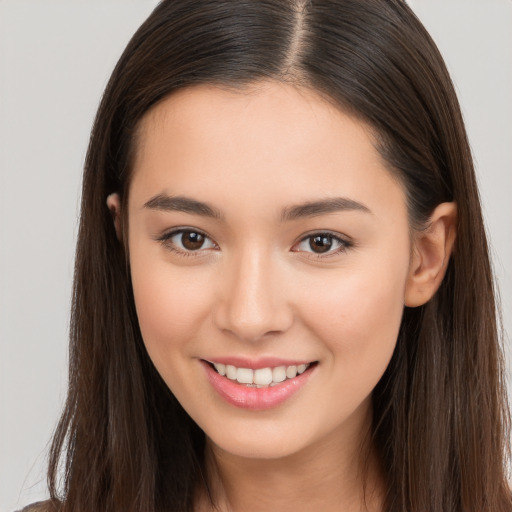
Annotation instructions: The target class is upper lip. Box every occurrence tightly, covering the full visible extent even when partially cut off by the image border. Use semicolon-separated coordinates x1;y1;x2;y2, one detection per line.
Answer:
203;357;315;369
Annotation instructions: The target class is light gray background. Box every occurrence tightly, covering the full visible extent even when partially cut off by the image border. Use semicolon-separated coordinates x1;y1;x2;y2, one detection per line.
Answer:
1;1;511;510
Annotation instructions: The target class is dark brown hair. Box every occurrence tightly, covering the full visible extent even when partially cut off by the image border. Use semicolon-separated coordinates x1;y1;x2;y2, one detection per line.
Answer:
46;1;511;511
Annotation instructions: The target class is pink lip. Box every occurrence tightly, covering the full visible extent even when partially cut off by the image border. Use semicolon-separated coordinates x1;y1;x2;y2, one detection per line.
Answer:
201;360;314;410
205;356;312;370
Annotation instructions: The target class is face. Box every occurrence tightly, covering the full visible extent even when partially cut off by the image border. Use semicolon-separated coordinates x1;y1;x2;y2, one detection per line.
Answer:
126;82;412;460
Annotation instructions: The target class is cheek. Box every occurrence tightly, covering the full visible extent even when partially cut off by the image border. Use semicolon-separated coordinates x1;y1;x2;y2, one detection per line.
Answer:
129;254;212;365
298;252;408;385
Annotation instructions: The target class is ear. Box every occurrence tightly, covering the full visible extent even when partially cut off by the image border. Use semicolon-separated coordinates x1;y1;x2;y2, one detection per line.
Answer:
106;193;122;241
405;202;457;307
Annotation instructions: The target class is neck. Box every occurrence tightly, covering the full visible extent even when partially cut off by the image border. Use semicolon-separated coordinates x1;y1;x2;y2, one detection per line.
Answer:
196;406;385;512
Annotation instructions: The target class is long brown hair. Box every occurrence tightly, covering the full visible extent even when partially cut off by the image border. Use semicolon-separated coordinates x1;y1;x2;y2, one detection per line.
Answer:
46;1;511;511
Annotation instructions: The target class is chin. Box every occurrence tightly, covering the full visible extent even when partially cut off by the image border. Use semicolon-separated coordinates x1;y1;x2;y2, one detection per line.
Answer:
209;432;308;460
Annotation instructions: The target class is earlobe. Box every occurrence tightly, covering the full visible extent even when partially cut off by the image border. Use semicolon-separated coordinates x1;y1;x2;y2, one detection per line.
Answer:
106;193;122;241
404;202;457;307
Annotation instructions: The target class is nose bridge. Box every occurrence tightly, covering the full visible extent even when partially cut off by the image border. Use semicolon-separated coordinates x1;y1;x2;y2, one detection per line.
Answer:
214;244;292;342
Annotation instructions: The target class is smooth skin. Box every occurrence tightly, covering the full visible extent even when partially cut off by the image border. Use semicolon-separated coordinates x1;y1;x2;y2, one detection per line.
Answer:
107;82;456;512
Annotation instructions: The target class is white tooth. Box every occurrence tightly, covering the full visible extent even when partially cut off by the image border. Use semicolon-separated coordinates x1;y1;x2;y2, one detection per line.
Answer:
272;366;287;383
256;384;269;388
226;365;237;380
286;365;298;379
254;367;273;385
297;364;308;374
213;363;226;376
236;367;254;384
270;382;280;387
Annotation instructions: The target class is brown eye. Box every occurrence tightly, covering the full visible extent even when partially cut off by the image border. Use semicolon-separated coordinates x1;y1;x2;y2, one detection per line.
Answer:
309;235;333;253
293;232;351;256
161;229;217;253
181;231;206;250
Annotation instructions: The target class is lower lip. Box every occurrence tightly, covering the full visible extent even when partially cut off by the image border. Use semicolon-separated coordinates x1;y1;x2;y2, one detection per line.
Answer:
202;361;314;410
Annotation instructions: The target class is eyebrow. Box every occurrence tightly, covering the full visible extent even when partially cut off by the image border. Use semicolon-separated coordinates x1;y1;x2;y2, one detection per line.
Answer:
143;193;371;221
280;197;371;221
144;194;223;219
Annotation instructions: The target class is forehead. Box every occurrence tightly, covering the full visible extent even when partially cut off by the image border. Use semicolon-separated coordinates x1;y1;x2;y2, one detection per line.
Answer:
135;82;372;164
129;81;406;222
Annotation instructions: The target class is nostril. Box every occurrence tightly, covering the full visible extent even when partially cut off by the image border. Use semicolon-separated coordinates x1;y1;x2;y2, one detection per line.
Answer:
211;266;294;342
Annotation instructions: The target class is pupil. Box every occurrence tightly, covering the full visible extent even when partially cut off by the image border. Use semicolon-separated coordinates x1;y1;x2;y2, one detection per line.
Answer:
182;231;204;250
310;235;332;253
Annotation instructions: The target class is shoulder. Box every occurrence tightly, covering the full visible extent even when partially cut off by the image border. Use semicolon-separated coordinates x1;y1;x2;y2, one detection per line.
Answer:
15;501;58;512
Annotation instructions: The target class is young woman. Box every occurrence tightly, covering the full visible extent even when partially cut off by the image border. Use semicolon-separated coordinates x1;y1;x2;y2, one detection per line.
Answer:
20;0;511;511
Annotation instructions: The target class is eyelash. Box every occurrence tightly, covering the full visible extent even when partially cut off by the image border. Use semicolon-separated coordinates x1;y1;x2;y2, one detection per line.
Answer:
156;228;353;258
157;228;218;256
292;231;353;258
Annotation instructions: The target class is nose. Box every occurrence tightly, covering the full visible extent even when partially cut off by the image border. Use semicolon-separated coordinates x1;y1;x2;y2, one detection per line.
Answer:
212;248;294;343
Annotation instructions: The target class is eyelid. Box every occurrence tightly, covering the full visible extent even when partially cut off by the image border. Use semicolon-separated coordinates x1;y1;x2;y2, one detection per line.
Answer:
291;230;353;256
155;227;352;258
156;227;219;254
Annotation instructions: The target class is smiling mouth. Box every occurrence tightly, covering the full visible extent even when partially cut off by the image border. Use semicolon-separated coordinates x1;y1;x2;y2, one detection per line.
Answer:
205;361;317;388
